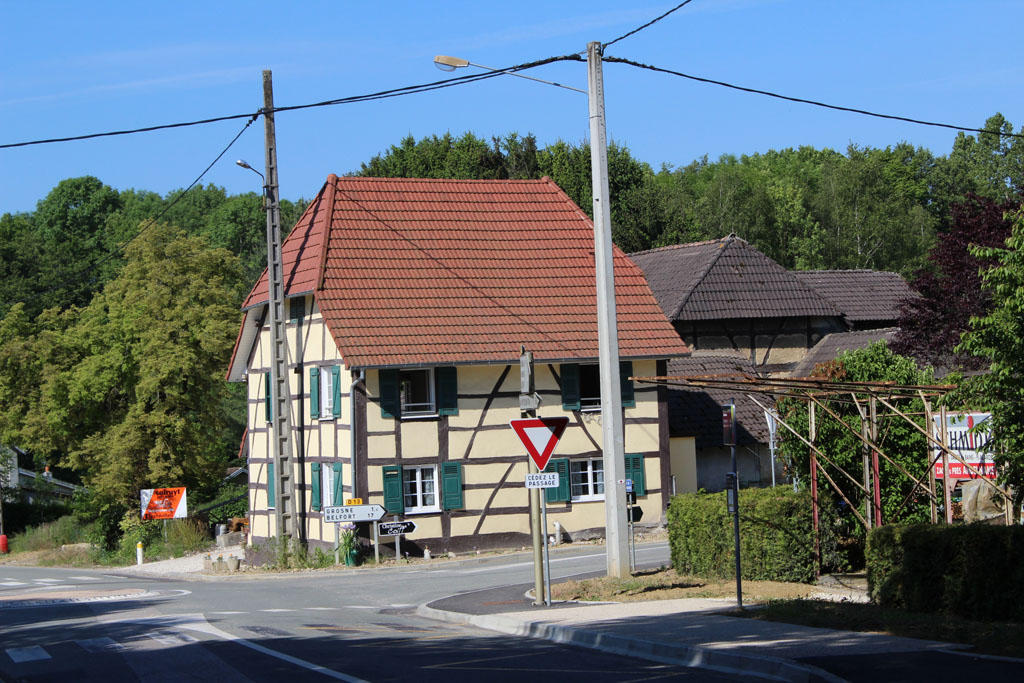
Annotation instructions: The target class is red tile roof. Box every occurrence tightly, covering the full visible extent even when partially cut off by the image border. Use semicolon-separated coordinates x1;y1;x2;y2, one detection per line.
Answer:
241;176;689;368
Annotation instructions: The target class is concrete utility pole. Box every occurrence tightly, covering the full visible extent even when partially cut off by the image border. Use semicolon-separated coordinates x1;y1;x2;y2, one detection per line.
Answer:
261;70;299;545
586;41;629;578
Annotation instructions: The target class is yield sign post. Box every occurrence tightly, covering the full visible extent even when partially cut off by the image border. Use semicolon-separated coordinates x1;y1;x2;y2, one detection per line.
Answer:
510;416;569;608
510;417;569;471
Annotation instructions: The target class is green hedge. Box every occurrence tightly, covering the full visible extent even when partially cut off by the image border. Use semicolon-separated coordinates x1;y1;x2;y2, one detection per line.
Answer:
668;487;844;583
867;523;1024;621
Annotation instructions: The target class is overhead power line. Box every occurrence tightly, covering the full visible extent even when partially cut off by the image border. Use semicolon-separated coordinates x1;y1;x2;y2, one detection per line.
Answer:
603;0;697;49
40;115;257;299
604;56;1024;140
0;56;578;150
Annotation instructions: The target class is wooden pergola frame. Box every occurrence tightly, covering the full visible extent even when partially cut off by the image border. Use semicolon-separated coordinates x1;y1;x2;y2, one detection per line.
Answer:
635;371;1013;574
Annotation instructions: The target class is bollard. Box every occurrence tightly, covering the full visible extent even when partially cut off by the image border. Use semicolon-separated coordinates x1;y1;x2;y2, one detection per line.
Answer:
136;541;144;566
0;534;8;554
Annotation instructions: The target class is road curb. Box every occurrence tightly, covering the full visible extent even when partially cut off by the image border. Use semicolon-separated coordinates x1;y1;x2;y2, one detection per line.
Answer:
417;603;845;683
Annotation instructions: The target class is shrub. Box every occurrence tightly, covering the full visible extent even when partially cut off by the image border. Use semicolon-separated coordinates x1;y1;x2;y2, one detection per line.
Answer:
668;486;845;583
8;515;90;552
867;523;1024;621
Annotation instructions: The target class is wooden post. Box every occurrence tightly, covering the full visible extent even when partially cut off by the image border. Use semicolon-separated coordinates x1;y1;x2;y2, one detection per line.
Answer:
870;397;882;526
940;406;952;524
923;398;938;524
809;402;820;577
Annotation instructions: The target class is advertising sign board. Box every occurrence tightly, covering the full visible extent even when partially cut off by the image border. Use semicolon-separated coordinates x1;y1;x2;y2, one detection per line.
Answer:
932;412;996;479
140;487;187;520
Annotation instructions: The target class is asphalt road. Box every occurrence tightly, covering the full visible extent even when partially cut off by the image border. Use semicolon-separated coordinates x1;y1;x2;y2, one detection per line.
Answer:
1;543;742;682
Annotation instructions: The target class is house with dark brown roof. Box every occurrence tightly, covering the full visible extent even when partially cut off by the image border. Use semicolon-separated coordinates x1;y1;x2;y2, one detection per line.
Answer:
793;270;917;330
227;176;689;553
629;235;845;374
630;235;919;493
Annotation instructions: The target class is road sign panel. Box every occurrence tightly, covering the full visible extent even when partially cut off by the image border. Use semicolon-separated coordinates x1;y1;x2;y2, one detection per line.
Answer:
141;487;187;520
323;504;387;523
510;417;569;471
525;472;560;489
378;521;417;536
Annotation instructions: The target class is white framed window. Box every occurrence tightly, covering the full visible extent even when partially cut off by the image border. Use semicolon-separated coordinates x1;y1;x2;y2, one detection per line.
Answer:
400;368;436;417
579;365;601;411
322;463;334;509
320;366;335;419
403;465;439;513
570;458;604;501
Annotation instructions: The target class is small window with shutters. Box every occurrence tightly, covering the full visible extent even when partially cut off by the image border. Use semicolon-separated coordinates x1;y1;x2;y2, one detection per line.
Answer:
560;362;635;411
311;366;344;420
379;367;458;419
441;462;463;510
264;373;273;422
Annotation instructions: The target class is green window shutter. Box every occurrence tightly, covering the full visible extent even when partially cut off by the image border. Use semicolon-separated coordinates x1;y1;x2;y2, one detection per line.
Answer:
626;454;646;496
441;461;463;510
332;462;344;505
309;367;320;419
311;462;322;511
264;373;272;422
379;369;399;418
620;360;635;408
560;364;580;411
436;366;459;416
267;462;275;509
382;465;404;514
289;296;305;322
544;458;570;503
332;366;342;418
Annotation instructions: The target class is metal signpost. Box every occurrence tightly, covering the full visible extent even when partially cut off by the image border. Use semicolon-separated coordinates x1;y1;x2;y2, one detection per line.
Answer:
723;401;742;608
511;416;569;607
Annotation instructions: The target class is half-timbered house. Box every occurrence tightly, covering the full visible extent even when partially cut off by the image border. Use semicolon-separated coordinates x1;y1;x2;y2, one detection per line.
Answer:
226;176;690;554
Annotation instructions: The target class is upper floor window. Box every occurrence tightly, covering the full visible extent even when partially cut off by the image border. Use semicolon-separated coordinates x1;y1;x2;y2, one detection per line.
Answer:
560;361;635;411
400;368;435;417
378;367;459;419
310;366;341;420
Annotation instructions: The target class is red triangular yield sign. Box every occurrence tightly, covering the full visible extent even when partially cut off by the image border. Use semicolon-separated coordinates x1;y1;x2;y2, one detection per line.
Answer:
509;417;569;471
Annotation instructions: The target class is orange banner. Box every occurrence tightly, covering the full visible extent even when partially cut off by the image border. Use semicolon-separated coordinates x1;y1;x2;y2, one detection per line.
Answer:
140;487;187;520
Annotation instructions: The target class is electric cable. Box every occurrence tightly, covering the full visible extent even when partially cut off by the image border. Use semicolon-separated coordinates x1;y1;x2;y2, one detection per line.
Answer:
34;115;258;301
604;56;1024;140
603;0;697;49
0;56;579;150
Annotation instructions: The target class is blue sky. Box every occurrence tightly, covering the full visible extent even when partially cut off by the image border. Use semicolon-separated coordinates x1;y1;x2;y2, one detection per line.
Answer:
2;1;1022;214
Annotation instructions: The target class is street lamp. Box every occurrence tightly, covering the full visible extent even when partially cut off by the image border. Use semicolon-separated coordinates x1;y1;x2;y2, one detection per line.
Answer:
236;159;264;182
433;55;586;94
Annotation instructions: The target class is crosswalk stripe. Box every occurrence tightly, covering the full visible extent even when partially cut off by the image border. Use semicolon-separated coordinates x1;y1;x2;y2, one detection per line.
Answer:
259;608;294;612
33;579;63;584
69;576;101;581
6;646;50;663
1;581;26;587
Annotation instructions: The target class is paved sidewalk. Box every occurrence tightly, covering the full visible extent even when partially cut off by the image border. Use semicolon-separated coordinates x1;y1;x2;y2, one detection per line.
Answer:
419;586;1024;682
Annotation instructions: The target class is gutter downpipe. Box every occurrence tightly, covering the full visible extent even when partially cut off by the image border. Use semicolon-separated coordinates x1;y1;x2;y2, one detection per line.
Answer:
350;369;366;500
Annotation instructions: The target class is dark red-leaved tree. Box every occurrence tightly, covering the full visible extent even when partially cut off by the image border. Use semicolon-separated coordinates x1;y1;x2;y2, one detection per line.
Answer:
892;195;1019;370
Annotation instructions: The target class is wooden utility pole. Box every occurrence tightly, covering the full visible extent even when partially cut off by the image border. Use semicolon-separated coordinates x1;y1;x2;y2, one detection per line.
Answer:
262;70;299;545
587;41;629;579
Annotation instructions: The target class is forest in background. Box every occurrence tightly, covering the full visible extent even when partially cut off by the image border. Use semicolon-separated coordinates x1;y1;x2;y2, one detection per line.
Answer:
1;112;1021;541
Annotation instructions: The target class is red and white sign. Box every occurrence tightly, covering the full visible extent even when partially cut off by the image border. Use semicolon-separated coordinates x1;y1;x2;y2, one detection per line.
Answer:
510;417;569;471
932;412;997;480
140;487;188;520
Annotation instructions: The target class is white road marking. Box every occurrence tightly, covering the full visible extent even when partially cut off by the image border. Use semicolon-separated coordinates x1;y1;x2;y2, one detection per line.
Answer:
69;576;101;581
33;579;63;584
6;646;50;663
121;614;369;683
306;607;338;611
259;608;294;613
1;581;25;586
210;610;246;615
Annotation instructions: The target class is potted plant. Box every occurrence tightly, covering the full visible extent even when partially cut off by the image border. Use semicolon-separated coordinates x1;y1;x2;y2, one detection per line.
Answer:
339;523;359;566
